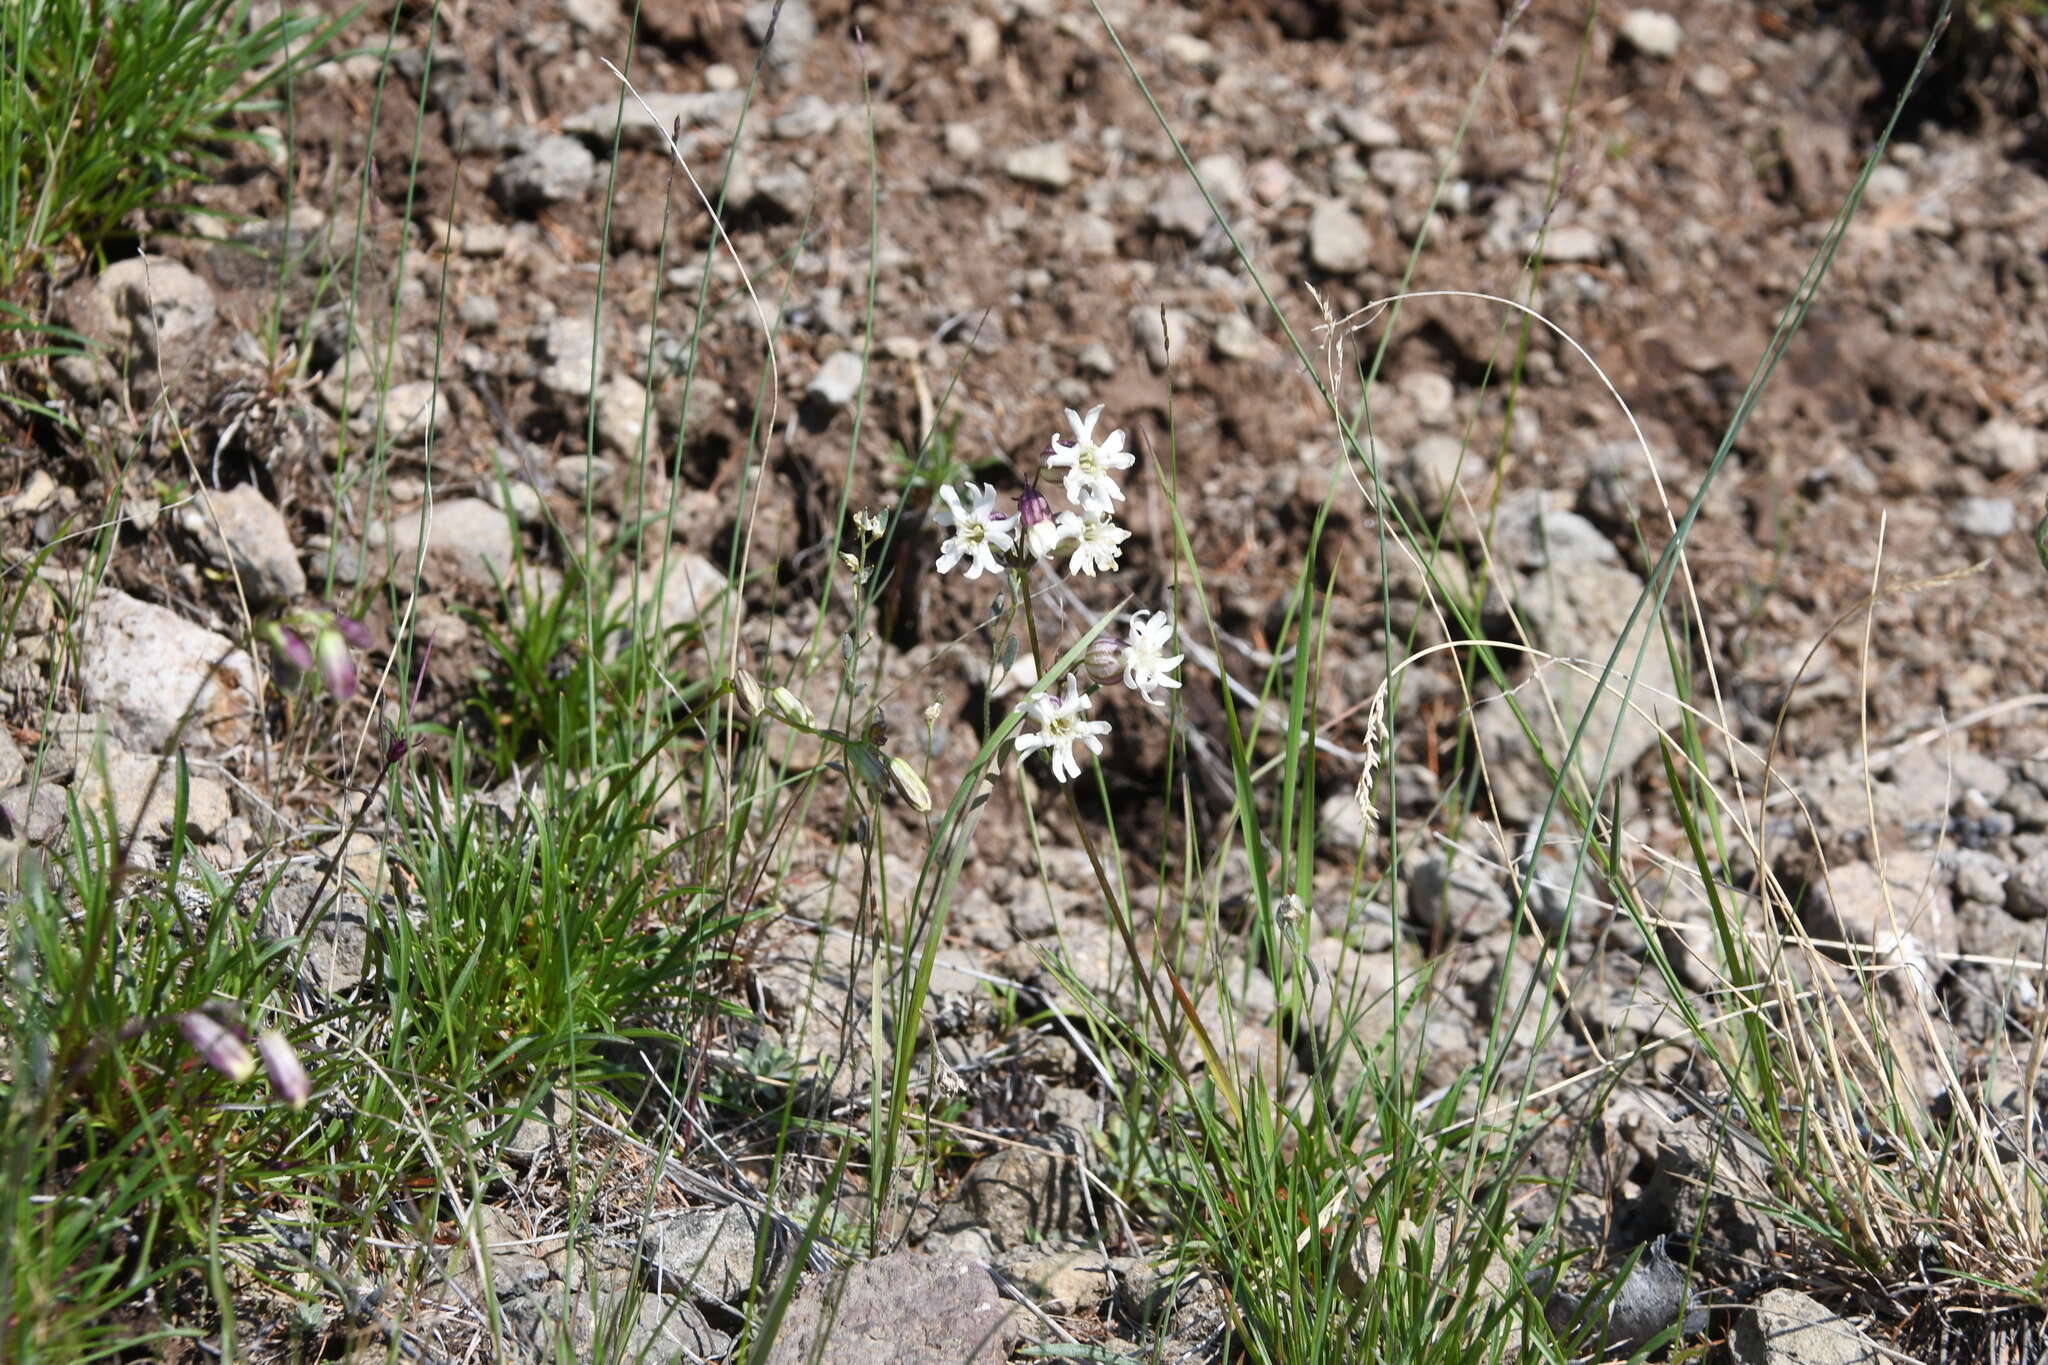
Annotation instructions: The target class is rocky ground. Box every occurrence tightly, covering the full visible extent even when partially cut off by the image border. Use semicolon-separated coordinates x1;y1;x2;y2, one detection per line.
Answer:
8;0;2048;1360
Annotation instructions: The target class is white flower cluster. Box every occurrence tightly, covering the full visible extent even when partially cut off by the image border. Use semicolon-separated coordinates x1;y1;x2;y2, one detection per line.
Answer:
929;405;1184;785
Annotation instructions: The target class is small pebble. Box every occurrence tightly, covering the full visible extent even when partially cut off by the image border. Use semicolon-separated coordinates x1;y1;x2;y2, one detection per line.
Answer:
944;122;983;160
1004;142;1073;190
1334;107;1401;149
1212;314;1262;362
807;350;865;409
1076;342;1117;379
1308;199;1373;274
1618;8;1682;60
1952;496;2016;539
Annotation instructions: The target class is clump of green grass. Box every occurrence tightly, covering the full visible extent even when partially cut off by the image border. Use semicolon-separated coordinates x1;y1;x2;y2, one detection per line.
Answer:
0;0;343;297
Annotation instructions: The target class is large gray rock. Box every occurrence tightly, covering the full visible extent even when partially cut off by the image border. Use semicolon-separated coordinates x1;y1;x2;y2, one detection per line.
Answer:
80;592;258;755
1130;305;1196;371
1471;493;1676;824
2005;847;2048;920
927;1142;1092;1253
58;257;216;399
763;1252;1023;1365
254;860;374;997
641;1206;781;1306
1406;846;1514;939
1545;1237;1704;1357
1966;417;2041;475
492;134;596;211
1798;853;1955;989
605;552;732;656
563;90;744;149
1146;154;1244;239
367;498;517;594
179;485;305;603
503;1274;727;1363
74;748;233;842
1732;1289;1882;1365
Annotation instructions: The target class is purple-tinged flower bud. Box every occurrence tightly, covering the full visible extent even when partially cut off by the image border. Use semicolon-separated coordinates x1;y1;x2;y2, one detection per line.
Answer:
1085;634;1127;686
1018;486;1060;560
178;1011;255;1083
329;610;373;650
256;1031;311;1110
312;627;358;702
263;622;315;675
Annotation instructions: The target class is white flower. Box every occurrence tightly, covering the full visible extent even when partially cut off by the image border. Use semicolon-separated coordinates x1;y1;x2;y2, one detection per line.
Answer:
1046;404;1135;517
1122;610;1183;706
1054;509;1129;577
1013;673;1112;783
932;481;1016;579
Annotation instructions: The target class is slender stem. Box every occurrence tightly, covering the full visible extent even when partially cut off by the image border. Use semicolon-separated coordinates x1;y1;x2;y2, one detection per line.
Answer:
1013;558;1244;1127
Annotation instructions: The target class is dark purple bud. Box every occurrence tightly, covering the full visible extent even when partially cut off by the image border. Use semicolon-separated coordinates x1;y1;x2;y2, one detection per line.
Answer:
1085;634;1127;685
256;1031;311;1109
265;622;314;674
178;1011;255;1082
313;627;358;702
1018;486;1052;529
329;610;373;650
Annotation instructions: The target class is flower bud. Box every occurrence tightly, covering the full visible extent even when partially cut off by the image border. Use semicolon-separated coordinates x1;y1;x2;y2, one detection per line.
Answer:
770;686;816;728
312;626;358;702
256;1030;311;1110
1085;634;1127;686
732;669;765;719
1018;486;1060;560
262;621;314;675
886;755;932;813
328;610;373;650
178;1011;255;1083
